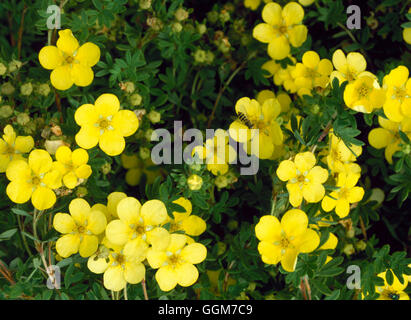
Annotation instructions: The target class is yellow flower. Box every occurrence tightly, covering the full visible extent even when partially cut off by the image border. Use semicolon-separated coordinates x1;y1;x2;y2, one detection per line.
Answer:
382;65;411;122
167;197;206;236
276;151;329;207
74;93;139;156
6;149;62;210
256;89;291;113
321;171;364;218
187;174;203;190
38;29;100;90
53;198;107;258
105;197;170;259
326;130;362;173
106;191;127;220
229;97;283;159
121;153;162;186
244;0;272;10
0;125;34;172
193;129;236;176
255;209;320;272
52;146;92;189
404;28;411;45
88;238;145;292
330;49;375;84
293;51;333;96
368;116;411;164
375;271;409;300
253;2;308;60
147;233;207;291
343;75;385;113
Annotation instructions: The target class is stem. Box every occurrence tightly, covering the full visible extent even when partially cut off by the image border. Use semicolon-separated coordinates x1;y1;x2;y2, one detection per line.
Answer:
17;4;28;60
207;61;246;128
359;216;368;241
123;285;128;300
141;279;149;300
54;90;63;123
310;112;336;153
17;215;33;257
223;260;235;293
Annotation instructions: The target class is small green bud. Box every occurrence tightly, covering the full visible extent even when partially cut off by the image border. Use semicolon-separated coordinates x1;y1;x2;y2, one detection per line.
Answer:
20;83;33;96
147;110;161;124
207;11;219;24
171;22;183;33
37;83;51;96
139;147;151;160
193;49;207;64
121;81;135;94
197;23;207;35
227;219;238;231
346;228;355;238
355;240;367;251
0;63;6;75
175;8;189;21
1;82;15;95
17;113;30;125
101;162;111;175
219;10;230;23
8;60;22;73
129;93;142;107
144;128;154;141
216;242;226;255
343;243;355;256
139;0;151;10
76;186;88;197
0;105;13;118
205;51;215;64
215;175;229;189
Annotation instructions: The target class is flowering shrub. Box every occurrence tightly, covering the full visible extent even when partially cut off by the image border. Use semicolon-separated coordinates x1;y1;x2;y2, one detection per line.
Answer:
0;0;410;302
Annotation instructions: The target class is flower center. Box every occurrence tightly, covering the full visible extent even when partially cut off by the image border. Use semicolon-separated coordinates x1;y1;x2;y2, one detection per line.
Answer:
65;56;74;64
393;86;407;101
305;68;318;79
279;25;288;34
32;176;41;185
338;187;349;199
357;84;369;98
5;145;14;155
345;68;356;82
77;225;86;234
99;119;109;128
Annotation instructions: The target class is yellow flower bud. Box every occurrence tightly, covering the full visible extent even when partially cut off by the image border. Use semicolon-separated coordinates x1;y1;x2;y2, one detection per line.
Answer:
175;8;189;21
20;83;33;96
187;174;203;190
130;93;143;106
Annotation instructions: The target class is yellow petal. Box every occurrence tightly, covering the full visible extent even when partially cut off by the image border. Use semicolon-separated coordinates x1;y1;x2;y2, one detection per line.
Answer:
281;248;299;272
288;25;308;48
123;238;148;262
294;151;316;172
79;235;99;257
167;233;187;252
94;93;120;117
87;255;109;274
107;192;128;218
255;215;282;242
75;125;100;150
346;52;366;74
146;249;167;268
55;146;72;164
258;241;282;265
141;199;168;225
322;195;337;212
75;164;92;179
335;199;350;218
71;64;94;87
103;266;126;291
87;210;107;235
262;2;282;25
181;215;206;236
99;130;125;156
117;197;141;225
111;110;139;137
368;128;392;149
105;220;129;245
31;186;56;210
175;263;199;287
287;183;303;207
253;23;276;43
124;261;145;284
307;166;328;184
180;243;207;264
319;232;338;250
63;172;78;189
56;234;80;258
38;46;63;70
156;266;177;291
6;159;30;181
302;182;325;203
69;198;90;225
296;228;320;253
302;51;319;69
282;2;304;25
74;104;98;126
75;42;100;67
53;213;76;234
29;149;52;176
147;227;170;251
281;209;308;238
332;49;347;72
267;35;290;60
276;160;297;181
42;169;62;189
56;29;79;56
50;65;74;90
6;180;32;204
14;136;34;154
